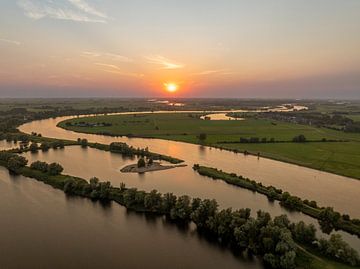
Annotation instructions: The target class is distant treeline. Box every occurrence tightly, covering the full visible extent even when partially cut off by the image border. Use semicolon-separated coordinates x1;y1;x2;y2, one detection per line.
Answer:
0;106;130;135
193;164;360;238
0;152;358;268
217;135;347;144
65;121;113;127
261;111;360;133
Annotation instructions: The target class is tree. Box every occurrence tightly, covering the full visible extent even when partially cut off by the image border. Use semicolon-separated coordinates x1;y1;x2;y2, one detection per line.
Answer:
279;250;296;269
80;139;88;148
98;181;111;200
292;134;306;143
274;215;290;229
319;234;360;266
198;133;207;143
63;178;77;194
318;207;341;234
162;193;177;213
29;142;38;153
137;157;146;168
290;221;316;243
58;140;65;149
48;162;63;175
191;199;218;229
144;190;162;211
40;142;50;152
123;188;138;207
207;208;234;242
170;195;191;220
134;191;146;205
7;155;28;172
234;218;259;251
30;161;49;173
267;187;278;201
280;192;302;210
89;177;99;189
119;182;126;191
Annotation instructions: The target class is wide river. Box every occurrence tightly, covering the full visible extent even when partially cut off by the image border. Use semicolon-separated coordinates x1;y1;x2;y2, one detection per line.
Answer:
20;114;360;218
0;166;262;269
15;113;359;248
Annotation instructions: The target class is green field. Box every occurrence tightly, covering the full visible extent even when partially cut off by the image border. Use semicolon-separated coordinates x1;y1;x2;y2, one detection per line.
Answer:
59;113;360;179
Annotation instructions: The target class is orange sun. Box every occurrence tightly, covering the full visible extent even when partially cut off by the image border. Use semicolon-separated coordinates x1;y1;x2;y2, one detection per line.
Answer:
164;82;178;93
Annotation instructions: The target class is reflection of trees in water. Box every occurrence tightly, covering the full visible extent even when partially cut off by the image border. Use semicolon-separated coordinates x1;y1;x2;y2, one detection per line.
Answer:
125;205;260;265
198;145;206;156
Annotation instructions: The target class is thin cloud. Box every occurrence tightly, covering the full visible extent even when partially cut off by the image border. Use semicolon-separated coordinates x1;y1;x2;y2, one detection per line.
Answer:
103;69;144;78
17;0;107;23
95;62;121;71
0;38;21;46
194;69;233;76
95;62;144;78
68;0;107;18
82;51;132;62
145;55;185;69
82;51;101;57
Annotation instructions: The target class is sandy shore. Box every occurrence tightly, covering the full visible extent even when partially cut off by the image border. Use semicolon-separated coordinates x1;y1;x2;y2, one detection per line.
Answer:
120;162;187;173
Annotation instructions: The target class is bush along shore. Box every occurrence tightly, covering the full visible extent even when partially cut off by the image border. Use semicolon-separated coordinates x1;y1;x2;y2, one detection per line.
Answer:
193;164;360;238
88;141;184;164
0;152;359;268
3;133;184;165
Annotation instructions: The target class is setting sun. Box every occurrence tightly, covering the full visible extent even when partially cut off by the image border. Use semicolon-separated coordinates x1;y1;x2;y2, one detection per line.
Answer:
164;83;178;93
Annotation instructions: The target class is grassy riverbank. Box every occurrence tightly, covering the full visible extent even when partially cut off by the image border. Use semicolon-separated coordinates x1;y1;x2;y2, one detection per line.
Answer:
58;113;360;179
193;165;360;237
0;156;358;269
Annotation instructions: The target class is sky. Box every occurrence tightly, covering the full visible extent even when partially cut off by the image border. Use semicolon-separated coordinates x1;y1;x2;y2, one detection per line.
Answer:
0;0;359;98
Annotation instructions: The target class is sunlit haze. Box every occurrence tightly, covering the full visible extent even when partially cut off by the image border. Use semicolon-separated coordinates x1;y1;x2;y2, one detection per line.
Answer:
0;0;359;98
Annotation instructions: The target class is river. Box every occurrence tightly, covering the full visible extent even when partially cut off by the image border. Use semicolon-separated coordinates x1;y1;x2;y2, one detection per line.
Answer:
19;114;360;219
0;111;358;267
0;166;263;269
20;145;360;252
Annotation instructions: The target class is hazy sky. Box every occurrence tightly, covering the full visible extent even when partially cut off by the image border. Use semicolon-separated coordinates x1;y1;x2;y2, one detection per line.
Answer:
0;0;359;98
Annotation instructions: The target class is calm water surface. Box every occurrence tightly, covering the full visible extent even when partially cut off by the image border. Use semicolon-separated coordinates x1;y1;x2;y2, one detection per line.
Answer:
0;140;17;151
19;115;360;218
0;167;263;269
23;146;360;252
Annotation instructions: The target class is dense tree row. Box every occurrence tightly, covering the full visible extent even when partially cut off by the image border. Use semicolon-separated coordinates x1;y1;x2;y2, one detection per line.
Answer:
0;152;28;172
193;165;360;237
30;161;63;175
217;135;344;145
109;142;182;164
292;134;307;143
239;137;275;143
262;112;354;129
345;122;360;133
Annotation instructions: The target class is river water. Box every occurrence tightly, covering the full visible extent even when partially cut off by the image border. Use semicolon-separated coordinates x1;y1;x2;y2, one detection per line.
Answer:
19;115;360;219
21;145;360;252
0;166;263;269
10;112;360;261
0;140;17;151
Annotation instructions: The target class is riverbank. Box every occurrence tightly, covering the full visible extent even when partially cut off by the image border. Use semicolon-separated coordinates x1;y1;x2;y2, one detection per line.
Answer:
121;162;187;173
0;156;357;269
193;165;360;237
5;132;184;164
